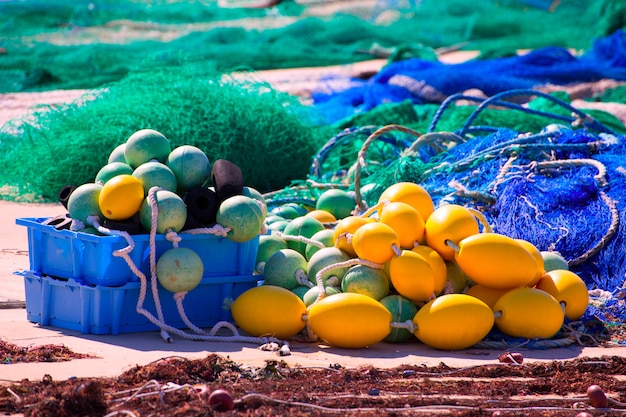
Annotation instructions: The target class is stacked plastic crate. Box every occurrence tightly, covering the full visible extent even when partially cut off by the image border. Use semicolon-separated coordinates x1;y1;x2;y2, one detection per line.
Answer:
15;217;260;335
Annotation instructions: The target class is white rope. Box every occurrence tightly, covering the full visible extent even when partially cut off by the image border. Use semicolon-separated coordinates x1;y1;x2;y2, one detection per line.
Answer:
181;224;230;237
295;269;313;287
98;186;289;349
310;258;383;307
147;187;171;342
390;319;417;333
273;230;325;248
174;292;206;335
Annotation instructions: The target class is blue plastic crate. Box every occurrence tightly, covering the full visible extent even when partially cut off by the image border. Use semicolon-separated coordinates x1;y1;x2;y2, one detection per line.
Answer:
18;270;260;335
16;217;260;287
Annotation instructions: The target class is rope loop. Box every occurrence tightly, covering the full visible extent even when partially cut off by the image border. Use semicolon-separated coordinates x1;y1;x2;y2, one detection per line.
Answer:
354;124;422;212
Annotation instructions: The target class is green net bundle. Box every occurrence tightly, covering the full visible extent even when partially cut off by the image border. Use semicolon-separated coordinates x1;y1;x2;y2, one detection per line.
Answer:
0;64;335;202
1;0;624;92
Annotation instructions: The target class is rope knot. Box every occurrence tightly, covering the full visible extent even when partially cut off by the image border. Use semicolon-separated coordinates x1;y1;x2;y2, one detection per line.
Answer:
165;229;182;247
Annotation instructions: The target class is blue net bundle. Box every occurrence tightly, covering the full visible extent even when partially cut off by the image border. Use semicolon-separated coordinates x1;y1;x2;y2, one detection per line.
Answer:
341;91;626;342
311;30;626;124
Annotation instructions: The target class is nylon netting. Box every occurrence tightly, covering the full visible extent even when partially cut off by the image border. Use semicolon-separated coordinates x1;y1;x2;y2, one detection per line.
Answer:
267;90;626;335
311;30;626;124
1;0;624;92
0;64;334;201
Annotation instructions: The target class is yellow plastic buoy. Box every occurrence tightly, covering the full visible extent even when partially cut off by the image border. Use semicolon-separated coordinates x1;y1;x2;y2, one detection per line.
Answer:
424;204;480;261
412;245;447;295
305;209;337;223
455;233;538;289
389;250;435;302
98;174;144;220
378;182;434;221
413;294;494;350
231;285;307;339
535;269;589;320
333;216;376;257
351;221;400;264
493;287;564;339
379;201;425;249
515;238;546;287
308;292;392;348
464;284;511;310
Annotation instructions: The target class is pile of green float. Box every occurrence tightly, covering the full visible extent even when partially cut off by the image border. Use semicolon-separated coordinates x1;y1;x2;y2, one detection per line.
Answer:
63;128;267;293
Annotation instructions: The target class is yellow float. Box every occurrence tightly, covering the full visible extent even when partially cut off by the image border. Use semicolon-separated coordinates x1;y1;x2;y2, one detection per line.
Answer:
230;194;575;351
377;181;434;221
493;287;564;339
514;238;546;286
388;250;435;302
535;269;589;320
424;204;480;261
305;209;337;223
378;201;425;249
98;174;144;220
412;245;447;295
351;221;400;264
464;284;511;310
455;233;538;289
307;292;392;348
333;215;376;257
231;285;307;339
413;294;494;350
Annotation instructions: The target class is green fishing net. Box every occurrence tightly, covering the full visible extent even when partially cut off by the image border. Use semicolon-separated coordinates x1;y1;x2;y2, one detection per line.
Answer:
0;63;335;202
1;0;624;92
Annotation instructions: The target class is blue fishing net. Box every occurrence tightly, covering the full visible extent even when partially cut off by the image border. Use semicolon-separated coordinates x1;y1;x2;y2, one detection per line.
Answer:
311;30;626;124
288;88;626;341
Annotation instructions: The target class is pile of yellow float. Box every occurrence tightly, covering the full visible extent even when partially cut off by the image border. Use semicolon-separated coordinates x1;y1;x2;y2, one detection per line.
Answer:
231;182;589;351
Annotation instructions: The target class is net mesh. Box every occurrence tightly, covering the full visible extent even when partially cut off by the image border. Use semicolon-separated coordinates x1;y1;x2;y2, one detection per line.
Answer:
1;0;624;92
282;91;626;330
0;64;334;201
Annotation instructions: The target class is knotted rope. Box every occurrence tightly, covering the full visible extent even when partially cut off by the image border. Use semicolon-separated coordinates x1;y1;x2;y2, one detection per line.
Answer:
86;186;287;350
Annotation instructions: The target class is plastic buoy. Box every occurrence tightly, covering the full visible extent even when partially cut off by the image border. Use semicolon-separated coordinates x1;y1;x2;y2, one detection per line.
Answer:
389;250;435;302
166;145;211;192
413;294;494;350
216;195;265;242
379;295;417;343
341;264;390;301
124;129;171;168
316;188;355;220
139;190;187;233
263;248;308;290
67;182;103;225
352;221;400;264
307;247;351;286
156;247;204;293
211;159;244;202
308;292;392;348
455;233;538;289
424;204;479;261
493;287;564;339
132;161;178;195
378;182;434;222
231;285;307;339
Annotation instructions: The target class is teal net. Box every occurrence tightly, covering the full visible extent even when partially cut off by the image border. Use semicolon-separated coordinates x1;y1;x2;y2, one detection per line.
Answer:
0;64;334;201
1;0;625;92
